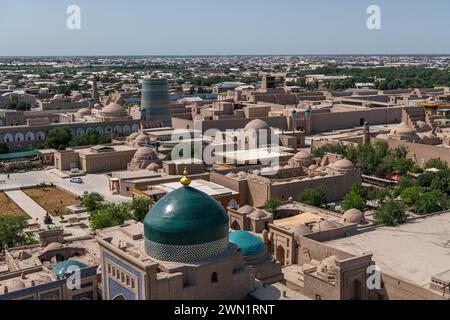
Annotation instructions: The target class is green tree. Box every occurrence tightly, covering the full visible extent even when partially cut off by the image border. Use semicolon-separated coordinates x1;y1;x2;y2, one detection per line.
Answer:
298;186;327;207
129;197;154;222
0;143;9;154
81;192;105;212
374;200;407;226
90;203;132;230
425;159;448;171
395;176;418;196
414;191;448;215
44;127;72;150
400;186;421;206
343;191;365;211
393;157;414;175
264;198;282;214
417;172;436;188
0;216;35;248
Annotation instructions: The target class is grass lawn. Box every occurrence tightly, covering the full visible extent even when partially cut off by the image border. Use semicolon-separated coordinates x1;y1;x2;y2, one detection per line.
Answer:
0;192;28;217
23;186;80;216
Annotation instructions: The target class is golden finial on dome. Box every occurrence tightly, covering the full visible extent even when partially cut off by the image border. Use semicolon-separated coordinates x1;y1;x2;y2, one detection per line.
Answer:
180;166;191;186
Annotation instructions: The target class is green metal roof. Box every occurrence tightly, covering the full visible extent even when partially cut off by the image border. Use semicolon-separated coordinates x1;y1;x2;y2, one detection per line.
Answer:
0;150;42;161
144;186;229;246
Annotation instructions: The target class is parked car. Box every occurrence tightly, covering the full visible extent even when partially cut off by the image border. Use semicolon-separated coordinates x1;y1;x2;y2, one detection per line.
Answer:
70;177;83;184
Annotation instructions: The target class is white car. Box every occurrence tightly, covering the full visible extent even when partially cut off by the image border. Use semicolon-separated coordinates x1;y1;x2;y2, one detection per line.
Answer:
70;177;83;184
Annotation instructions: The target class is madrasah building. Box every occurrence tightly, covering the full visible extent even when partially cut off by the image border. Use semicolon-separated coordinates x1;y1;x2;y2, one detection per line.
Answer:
96;169;282;300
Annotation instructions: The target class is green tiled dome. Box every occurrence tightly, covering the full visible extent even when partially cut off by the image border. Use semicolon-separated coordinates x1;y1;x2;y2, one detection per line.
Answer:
229;231;265;257
51;260;88;279
144;186;229;246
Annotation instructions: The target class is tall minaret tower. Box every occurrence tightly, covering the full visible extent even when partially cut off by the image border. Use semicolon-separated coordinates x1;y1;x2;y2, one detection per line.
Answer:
91;76;99;102
363;121;371;145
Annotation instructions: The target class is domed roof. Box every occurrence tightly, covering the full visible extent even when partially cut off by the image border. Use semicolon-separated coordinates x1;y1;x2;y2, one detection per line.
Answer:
245;119;269;131
134;146;158;161
248;209;268;220
76;107;91;117
144;184;229;262
71;92;83;102
343;209;365;224
390;122;415;136
293;150;313;160
101;102;127;117
237;205;255;214
51;260;88;279
229;231;265;257
332;159;354;170
313;220;341;232
135;133;149;145
290;223;313;237
317;255;337;279
45;242;64;251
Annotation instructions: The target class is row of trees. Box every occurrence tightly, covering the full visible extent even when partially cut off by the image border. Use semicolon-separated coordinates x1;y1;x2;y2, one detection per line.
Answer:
44;127;112;150
313;141;419;177
81;192;154;230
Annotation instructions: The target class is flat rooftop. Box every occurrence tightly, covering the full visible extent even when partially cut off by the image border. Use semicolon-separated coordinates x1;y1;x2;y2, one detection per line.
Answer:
150;179;238;197
215;147;294;163
326;212;450;287
273;213;322;229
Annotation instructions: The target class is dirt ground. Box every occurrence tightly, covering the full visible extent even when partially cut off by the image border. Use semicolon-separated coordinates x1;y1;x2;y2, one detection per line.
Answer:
0;192;28;217
23;186;80;216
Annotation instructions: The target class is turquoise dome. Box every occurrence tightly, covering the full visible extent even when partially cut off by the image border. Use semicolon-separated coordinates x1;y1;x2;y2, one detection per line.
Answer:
144;186;229;246
51;260;88;279
229;231;265;257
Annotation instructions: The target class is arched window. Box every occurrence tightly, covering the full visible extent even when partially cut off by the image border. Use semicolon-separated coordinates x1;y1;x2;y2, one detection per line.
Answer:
211;272;218;283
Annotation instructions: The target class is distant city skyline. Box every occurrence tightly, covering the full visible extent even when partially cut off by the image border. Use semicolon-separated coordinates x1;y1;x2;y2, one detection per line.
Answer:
1;0;450;56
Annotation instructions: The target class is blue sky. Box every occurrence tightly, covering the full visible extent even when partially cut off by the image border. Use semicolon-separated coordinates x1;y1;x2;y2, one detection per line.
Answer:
1;0;450;56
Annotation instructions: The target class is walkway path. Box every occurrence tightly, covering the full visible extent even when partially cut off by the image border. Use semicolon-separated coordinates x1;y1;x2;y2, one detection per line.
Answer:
4;189;61;226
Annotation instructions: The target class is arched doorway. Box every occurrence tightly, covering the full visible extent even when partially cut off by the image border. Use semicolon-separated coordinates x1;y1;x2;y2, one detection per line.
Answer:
231;220;241;231
276;245;285;266
113;295;126;300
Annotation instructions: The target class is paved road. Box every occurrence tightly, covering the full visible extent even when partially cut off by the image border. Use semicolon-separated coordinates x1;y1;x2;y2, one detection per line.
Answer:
0;170;129;203
5;189;61;226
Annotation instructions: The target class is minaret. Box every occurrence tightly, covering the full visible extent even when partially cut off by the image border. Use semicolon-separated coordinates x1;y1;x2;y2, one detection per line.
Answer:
363;121;371;145
91;76;99;102
140;78;172;128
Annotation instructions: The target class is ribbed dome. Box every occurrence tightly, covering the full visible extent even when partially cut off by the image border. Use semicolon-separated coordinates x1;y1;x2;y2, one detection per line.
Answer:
144;186;229;262
245;119;269;131
51;260;88;279
229;231;265;257
101;102;127;117
134;146;158;161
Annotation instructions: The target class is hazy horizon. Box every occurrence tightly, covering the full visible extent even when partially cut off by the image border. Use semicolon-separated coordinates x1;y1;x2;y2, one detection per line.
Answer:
1;0;450;56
